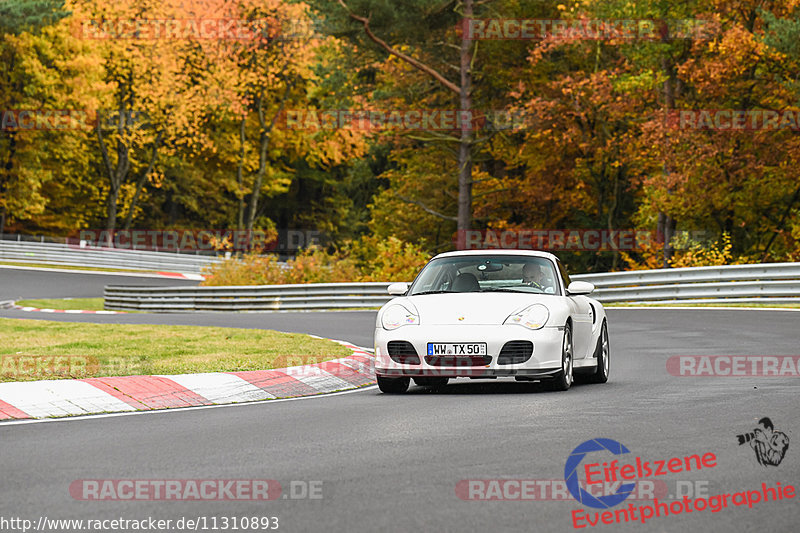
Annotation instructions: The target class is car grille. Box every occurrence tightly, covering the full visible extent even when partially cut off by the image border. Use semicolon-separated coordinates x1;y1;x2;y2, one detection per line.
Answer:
387;341;421;364
497;341;534;364
424;355;493;367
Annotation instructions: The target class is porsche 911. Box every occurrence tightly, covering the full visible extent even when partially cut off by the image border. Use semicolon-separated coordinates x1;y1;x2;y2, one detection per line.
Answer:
373;250;609;393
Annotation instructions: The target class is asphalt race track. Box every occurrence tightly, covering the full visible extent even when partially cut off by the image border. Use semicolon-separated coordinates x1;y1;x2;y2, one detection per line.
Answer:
0;268;374;346
0;267;199;300
0;268;798;532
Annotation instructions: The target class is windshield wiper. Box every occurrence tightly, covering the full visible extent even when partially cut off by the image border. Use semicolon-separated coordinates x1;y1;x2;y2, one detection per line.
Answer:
480;288;529;293
412;290;453;295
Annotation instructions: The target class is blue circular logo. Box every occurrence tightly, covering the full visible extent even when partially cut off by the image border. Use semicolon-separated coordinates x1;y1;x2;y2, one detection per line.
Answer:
565;438;636;509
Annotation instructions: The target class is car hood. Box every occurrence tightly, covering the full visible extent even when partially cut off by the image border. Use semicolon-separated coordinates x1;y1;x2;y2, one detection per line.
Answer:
404;292;555;325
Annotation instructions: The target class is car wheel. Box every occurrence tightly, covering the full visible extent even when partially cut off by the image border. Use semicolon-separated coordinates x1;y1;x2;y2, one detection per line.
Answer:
586;320;609;384
413;377;449;388
377;376;410;393
548;323;573;391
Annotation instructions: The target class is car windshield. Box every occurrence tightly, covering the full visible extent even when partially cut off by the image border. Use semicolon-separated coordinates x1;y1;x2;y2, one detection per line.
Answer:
409;255;561;296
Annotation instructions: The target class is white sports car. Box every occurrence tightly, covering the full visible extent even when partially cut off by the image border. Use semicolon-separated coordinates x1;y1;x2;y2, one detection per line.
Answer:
374;250;609;393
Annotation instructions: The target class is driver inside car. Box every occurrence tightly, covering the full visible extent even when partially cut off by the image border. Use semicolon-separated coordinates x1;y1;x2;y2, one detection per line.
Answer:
521;263;550;292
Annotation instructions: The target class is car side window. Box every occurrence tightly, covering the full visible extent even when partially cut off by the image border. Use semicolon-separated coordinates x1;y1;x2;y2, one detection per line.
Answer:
557;260;571;292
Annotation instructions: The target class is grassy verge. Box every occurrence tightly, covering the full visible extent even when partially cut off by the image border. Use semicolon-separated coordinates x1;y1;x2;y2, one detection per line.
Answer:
606;302;800;309
15;298;107;311
0;318;353;382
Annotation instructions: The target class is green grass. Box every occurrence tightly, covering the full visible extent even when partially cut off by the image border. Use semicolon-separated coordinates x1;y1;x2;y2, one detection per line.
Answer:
15;298;107;311
0;318;353;382
606;302;800;309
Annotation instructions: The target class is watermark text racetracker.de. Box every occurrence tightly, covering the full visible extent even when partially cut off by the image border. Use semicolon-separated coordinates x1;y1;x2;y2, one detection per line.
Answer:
74;19;270;41
667;355;800;377
456;478;712;502
461;18;713;41
0;515;279;532
69;479;322;501
453;229;707;251
279;109;535;132
71;17;319;41
0;355;134;380
1;109;150;132
666;109;800;131
72;229;323;252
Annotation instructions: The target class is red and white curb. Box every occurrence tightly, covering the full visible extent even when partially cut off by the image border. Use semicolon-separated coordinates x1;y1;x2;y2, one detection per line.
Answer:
0;340;375;421
13;305;125;314
155;272;205;280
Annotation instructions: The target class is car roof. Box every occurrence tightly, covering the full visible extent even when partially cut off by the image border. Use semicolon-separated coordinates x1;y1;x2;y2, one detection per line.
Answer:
431;249;559;261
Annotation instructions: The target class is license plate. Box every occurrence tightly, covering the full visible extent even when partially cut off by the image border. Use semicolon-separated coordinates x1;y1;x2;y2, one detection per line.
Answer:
427;343;487;356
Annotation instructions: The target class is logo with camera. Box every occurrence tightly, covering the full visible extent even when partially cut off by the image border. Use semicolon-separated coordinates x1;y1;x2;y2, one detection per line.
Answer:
736;417;789;467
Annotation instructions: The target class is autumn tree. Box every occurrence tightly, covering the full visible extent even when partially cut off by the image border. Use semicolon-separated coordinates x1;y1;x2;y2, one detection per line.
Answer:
636;0;800;262
178;1;369;237
1;1;106;236
302;0;479;232
66;0;231;242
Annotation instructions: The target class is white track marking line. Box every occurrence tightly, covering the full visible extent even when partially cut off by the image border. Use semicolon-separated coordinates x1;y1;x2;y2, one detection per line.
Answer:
0;385;377;426
0;336;375;423
0;380;136;419
161;372;276;403
283;366;357;392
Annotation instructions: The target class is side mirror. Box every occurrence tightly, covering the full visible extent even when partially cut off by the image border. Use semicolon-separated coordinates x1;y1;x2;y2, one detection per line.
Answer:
387;282;409;296
566;281;595;296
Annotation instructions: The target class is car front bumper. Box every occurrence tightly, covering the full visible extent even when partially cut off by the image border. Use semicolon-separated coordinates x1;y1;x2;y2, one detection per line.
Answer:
374;324;564;378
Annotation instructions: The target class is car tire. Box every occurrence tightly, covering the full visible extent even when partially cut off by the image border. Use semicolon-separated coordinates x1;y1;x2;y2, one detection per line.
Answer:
413;377;449;388
377;376;410;393
585;320;609;384
547;323;573;391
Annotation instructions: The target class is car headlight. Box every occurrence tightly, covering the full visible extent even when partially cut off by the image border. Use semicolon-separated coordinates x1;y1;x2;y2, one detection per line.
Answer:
381;304;420;330
504;304;549;330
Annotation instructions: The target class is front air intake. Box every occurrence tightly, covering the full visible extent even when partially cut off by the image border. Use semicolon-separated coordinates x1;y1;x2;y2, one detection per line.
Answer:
497;341;534;364
387;341;421;365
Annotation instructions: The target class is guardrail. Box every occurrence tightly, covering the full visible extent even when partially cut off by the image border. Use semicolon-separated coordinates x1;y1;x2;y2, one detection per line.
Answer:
104;283;395;312
0;240;224;273
579;262;800;304
103;262;800;312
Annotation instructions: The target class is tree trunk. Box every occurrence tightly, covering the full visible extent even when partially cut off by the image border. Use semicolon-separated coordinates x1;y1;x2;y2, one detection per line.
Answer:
457;0;474;232
245;82;293;236
660;56;677;268
608;166;620;271
1;52;17;241
339;0;471;230
236;116;246;229
123;131;162;230
1;130;15;240
245;90;267;236
97;104;131;247
105;187;119;244
761;183;800;261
